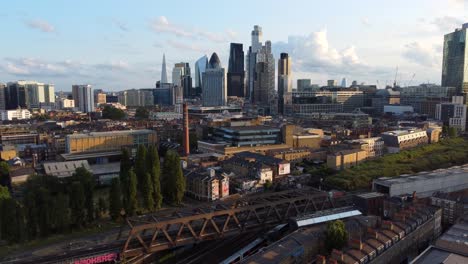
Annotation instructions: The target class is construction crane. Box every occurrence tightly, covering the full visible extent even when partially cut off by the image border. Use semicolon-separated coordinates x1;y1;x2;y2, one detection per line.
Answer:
407;73;416;87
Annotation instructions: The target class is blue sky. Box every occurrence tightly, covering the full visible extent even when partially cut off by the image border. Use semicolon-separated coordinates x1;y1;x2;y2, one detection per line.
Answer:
1;0;467;91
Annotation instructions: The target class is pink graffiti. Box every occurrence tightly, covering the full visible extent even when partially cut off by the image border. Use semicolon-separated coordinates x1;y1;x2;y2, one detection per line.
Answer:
74;252;118;264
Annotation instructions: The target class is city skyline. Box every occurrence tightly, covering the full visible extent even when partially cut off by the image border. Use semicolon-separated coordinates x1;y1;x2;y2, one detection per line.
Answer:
1;0;467;91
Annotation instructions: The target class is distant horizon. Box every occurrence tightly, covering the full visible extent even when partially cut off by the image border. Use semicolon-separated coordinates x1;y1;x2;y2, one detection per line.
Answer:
1;0;467;91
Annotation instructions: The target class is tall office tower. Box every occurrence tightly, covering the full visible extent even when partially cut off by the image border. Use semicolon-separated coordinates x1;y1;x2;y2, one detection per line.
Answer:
246;25;263;99
278;53;292;115
0;83;5;110
202;53;226;106
253;41;275;113
161;53;168;84
442;23;468;95
194;55;208;96
341;78;348;88
172;62;192;98
327;80;337;87
227;43;245;97
6;81;54;109
72;84;94;113
297;79;311;91
44;84;55;104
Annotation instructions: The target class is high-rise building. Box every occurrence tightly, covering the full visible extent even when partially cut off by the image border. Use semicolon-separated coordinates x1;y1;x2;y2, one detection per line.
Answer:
161;53;168;84
227;43;245;97
341;78;348;88
0;83;5;110
442;23;468;94
436;96;467;132
246;25;263;100
154;83;174;106
172;62;192;98
195;55;208;96
278;53;292;115
253;41;275;114
297;79;312;91
72;84;94;113
202;53;226;107
6;81;54;109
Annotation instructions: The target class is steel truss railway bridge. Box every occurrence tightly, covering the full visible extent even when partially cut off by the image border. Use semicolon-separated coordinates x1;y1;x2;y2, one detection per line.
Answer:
122;189;351;263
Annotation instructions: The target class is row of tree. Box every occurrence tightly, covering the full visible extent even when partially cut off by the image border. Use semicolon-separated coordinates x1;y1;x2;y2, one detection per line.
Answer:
108;146;186;220
0;167;107;243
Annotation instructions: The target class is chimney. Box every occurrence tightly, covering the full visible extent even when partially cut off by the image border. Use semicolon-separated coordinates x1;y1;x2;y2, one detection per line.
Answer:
183;103;190;156
331;249;344;262
350;238;363;250
316;255;326;264
382;220;393;230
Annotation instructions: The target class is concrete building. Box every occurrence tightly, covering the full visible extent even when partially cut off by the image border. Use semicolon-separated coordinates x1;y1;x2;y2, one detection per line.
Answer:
43;160;91;178
435;96;467;132
96;93;107;105
373;164;468;197
154;83;174;106
227;43;245;97
278;53;292;115
65;129;157;155
172;62;192;98
59;98;75;109
380;129;428;153
0;109;31;121
349;137;385;158
202;53;226;107
383;105;414;115
213;126;281;147
399;84;456;113
6;81;55;109
72;84;94;113
185;168;229;201
286;90;364;115
431;191;468;225
327;149;367;170
442;23;468;94
0;83;5;110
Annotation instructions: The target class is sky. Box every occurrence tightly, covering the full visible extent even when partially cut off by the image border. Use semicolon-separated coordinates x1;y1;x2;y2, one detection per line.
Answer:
0;0;467;91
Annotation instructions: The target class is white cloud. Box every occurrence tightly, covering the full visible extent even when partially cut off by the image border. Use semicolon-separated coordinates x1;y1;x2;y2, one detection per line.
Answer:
361;17;371;26
166;40;209;53
150;16;234;43
431;16;464;32
25;20;55;33
402;42;440;67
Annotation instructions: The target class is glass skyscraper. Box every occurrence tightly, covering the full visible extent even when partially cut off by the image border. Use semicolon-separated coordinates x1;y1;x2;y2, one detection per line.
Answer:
195;55;208;97
227;43;245;97
442;23;468;94
278;53;292;115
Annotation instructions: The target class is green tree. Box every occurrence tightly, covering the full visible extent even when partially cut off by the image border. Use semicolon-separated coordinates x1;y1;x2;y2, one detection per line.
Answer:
98;197;107;218
70;182;86;228
50;194;70;234
146;145;158;173
72;166;95;223
0;186;11;240
135;145;147;194
162;150;185;205
151;164;163;210
142;173;154;211
0;185;10;200
0;161;11;187
1;199;26;243
264;180;273;190
37;187;52;237
120;149;132;210
448;127;458;138
102;105;125;120
135;107;149;119
325;220;348;253
126;169;138;216
109;178;123;221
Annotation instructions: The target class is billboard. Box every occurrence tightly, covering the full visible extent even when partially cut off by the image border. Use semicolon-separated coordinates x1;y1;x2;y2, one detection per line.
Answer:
278;163;291;175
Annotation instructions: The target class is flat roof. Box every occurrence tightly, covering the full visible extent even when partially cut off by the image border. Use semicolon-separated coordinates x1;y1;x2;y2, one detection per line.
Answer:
218;126;280;132
355;192;385;199
411;246;468;264
381;129;424;136
67;129;155;139
374;164;468;187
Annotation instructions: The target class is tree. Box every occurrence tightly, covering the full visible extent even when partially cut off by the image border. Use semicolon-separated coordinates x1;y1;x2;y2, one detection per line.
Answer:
151;164;163;210
135;107;149;119
325;220;348;253
162;150;185;205
0;186;11;240
70;182;86;228
264;180;273;190
120;149;132;210
147;145;162;209
142;173;154;211
72;166;95;223
109;178;123;221
135;145;147;194
0;161;11;188
102;105;125;120
126;169;138;216
50;193;70;234
98;197;107;218
448;127;458;138
1;199;26;243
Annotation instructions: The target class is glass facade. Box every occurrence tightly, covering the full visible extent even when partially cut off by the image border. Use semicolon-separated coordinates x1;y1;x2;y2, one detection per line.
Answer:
442;26;468;94
214;126;281;147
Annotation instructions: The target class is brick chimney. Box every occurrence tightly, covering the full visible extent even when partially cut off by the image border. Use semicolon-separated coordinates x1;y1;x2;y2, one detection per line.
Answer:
331;249;344;262
382;220;393;230
350;238;363;250
316;255;327;264
183;103;190;156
